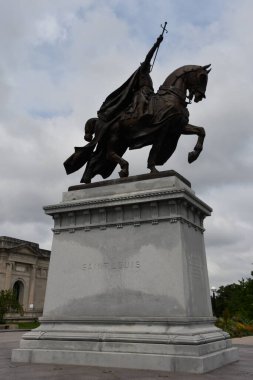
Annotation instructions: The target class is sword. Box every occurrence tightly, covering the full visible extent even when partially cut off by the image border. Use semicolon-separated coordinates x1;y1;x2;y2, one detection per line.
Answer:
150;21;168;72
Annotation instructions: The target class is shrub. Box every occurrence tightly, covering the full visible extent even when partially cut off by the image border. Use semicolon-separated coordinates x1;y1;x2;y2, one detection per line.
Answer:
0;290;24;324
215;316;253;337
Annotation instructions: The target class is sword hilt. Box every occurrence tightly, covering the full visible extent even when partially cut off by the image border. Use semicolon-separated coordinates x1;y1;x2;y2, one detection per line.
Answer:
160;21;168;36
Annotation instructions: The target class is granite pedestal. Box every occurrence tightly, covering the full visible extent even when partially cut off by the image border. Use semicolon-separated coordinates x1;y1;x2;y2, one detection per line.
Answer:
12;171;238;373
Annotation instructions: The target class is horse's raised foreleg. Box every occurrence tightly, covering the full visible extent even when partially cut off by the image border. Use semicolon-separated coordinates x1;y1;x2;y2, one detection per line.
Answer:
182;124;206;163
106;134;129;178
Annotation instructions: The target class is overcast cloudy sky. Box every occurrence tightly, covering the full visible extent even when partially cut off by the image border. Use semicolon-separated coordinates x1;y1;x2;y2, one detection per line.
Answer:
0;0;252;287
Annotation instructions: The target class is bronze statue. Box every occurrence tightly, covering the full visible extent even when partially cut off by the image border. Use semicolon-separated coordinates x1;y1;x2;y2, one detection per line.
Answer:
64;24;211;183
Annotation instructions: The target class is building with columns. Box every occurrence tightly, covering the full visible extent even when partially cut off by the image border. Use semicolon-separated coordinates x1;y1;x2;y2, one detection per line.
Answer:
0;236;50;319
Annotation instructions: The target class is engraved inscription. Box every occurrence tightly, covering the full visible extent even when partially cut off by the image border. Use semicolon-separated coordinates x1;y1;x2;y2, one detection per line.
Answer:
82;260;141;271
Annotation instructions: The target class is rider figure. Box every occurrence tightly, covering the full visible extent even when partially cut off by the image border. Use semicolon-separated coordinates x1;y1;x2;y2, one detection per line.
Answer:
97;34;164;124
124;34;163;119
84;35;164;142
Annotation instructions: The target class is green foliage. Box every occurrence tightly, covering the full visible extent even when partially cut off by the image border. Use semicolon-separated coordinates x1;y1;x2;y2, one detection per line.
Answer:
214;271;253;321
215;316;253;338
18;321;40;329
0;290;24;324
212;271;253;337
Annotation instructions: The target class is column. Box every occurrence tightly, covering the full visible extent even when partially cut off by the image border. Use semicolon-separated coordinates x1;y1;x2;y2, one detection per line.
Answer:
28;265;36;310
4;262;13;289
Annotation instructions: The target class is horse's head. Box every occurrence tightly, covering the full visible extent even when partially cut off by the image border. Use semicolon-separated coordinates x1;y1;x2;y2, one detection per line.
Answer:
186;64;211;103
159;64;211;103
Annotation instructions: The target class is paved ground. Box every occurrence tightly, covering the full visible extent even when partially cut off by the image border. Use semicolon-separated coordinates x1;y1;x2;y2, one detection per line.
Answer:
1;331;253;380
232;336;253;345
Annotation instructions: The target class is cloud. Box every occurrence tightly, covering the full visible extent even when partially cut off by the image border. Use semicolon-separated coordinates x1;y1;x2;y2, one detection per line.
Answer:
34;15;70;45
0;0;253;287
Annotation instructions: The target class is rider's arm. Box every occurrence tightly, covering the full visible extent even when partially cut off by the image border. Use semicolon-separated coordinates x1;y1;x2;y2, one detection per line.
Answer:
142;34;163;70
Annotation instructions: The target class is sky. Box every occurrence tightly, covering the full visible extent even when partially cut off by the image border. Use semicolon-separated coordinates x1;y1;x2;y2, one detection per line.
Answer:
0;0;252;288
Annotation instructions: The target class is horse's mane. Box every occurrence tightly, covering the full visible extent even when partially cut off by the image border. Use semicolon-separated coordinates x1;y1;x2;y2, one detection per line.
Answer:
158;65;202;91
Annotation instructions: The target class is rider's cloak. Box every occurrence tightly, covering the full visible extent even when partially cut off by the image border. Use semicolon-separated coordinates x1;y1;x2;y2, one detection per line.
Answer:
64;65;149;177
97;66;143;122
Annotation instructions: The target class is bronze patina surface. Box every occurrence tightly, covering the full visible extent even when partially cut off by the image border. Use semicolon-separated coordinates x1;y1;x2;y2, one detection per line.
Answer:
64;25;211;184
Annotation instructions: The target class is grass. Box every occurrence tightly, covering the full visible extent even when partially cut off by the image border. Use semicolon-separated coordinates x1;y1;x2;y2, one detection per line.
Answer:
17;321;40;329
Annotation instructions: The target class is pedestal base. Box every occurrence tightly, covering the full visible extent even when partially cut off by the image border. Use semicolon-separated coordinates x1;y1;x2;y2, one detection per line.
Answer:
12;348;238;374
12;318;238;373
12;171;239;373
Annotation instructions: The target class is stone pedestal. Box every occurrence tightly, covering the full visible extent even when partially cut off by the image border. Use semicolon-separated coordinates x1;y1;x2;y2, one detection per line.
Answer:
12;171;238;373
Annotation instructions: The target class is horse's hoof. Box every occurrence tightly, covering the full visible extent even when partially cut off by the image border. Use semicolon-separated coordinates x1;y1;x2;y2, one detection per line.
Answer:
188;151;198;163
148;166;160;175
150;169;159;175
80;175;91;183
118;169;129;178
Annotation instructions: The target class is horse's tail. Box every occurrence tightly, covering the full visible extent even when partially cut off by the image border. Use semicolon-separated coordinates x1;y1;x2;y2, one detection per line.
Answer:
84;117;98;142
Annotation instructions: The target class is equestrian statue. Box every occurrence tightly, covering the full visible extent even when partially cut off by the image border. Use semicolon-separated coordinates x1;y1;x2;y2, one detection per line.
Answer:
64;23;211;183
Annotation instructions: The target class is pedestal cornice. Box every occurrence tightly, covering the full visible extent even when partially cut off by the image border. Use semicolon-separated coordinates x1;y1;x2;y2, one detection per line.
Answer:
44;172;212;235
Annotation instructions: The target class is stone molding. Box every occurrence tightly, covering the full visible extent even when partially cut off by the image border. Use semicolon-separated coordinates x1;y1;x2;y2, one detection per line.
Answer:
22;328;230;347
39;316;217;323
52;215;205;235
44;188;211;213
45;189;211;235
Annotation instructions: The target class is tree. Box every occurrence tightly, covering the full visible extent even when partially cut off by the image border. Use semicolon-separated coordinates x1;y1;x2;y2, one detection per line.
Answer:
0;290;24;324
214;271;253;321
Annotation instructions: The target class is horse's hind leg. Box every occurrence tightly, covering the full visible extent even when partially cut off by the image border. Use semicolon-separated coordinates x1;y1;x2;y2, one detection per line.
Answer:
108;151;129;178
147;132;180;174
147;145;160;174
106;134;129;178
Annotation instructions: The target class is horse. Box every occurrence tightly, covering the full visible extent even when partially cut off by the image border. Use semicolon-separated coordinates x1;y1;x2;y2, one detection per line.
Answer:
64;64;211;183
